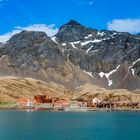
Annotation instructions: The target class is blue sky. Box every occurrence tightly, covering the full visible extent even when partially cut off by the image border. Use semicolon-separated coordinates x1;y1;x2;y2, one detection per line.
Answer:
0;0;140;42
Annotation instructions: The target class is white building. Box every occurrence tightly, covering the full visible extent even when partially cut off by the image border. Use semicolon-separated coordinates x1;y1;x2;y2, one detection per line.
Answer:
92;97;101;105
26;99;34;108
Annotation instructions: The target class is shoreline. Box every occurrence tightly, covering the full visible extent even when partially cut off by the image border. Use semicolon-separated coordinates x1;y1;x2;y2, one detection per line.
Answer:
1;107;140;112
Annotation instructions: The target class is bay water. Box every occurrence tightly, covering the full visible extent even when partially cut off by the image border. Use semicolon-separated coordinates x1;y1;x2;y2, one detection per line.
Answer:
0;110;140;140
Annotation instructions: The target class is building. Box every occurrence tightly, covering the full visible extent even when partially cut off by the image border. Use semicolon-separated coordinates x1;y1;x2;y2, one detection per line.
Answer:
53;98;69;108
16;98;34;108
34;95;50;103
34;95;68;107
26;99;34;108
92;97;101;105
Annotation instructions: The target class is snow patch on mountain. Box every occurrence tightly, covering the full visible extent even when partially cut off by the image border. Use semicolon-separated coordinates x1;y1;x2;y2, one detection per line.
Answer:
99;65;120;86
129;58;140;75
62;43;66;46
84;34;92;39
81;39;102;46
86;45;94;54
81;38;109;46
97;31;105;36
83;70;93;77
69;41;80;49
51;37;57;43
86;45;99;54
70;43;78;49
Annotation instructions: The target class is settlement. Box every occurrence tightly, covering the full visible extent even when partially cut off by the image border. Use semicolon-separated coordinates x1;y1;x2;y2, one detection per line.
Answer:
16;95;140;111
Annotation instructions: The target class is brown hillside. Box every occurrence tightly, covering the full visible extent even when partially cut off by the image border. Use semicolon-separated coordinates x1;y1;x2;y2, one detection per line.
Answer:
0;77;71;102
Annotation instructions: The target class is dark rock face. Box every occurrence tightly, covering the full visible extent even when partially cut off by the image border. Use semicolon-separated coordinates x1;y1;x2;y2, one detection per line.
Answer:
55;20;140;90
0;31;67;85
56;23;140;74
55;20;97;42
1;20;140;91
0;30;65;68
0;42;4;48
0;30;99;90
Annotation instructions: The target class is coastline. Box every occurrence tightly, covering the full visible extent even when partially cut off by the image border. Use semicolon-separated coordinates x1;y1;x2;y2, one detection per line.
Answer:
1;106;140;112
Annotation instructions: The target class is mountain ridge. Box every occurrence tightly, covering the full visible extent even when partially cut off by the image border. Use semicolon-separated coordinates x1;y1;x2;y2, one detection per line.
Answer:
0;20;140;93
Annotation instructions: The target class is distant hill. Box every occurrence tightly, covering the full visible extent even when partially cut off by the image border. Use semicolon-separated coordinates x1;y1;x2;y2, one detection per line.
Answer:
0;77;71;102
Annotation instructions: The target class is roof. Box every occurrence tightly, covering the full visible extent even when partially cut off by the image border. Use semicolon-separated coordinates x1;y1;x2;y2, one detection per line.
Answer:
17;98;28;103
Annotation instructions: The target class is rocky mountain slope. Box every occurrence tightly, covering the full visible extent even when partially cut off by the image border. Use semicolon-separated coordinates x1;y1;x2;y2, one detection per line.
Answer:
0;20;140;93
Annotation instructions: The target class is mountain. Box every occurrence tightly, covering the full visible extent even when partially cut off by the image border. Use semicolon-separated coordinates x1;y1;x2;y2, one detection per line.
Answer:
55;20;96;42
0;20;140;96
0;42;4;48
55;20;140;90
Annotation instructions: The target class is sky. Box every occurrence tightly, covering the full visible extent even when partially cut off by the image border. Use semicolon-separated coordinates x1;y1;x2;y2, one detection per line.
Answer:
0;0;140;42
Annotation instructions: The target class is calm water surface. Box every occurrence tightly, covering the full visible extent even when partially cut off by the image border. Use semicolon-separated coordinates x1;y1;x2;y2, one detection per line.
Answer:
0;110;140;140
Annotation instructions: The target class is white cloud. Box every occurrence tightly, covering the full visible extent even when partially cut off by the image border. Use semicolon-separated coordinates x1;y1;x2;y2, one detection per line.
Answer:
0;24;58;42
107;19;140;34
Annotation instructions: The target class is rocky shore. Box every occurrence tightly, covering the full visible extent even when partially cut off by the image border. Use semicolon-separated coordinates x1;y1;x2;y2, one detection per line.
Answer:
1;103;140;112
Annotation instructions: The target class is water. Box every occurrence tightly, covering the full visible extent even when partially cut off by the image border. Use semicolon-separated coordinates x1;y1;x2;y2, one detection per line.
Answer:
0;111;140;140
